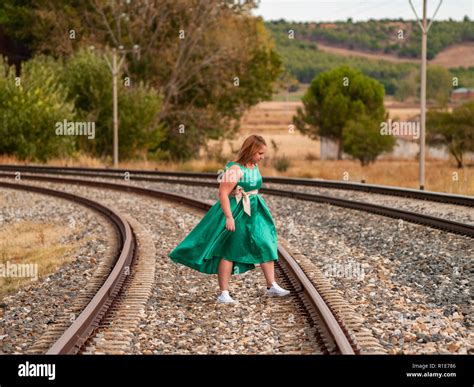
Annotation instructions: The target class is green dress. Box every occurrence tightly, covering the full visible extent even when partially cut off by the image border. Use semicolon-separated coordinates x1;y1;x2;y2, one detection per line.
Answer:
169;161;278;275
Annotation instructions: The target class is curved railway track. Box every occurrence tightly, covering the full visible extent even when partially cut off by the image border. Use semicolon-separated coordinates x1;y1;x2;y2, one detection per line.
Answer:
0;169;472;237
0;179;359;354
1;164;472;207
0;181;136;354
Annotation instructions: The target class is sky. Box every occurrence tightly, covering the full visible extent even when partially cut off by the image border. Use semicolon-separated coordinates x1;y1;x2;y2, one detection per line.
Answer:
251;0;474;22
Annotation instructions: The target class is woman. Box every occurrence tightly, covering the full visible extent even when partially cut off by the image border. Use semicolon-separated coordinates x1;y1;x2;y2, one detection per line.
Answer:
169;134;290;304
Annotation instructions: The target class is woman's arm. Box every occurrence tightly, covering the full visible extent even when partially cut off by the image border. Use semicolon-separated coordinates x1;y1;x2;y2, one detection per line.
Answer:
219;165;243;231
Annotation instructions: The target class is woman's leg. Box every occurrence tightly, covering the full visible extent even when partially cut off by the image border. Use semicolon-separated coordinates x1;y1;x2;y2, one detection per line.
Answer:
260;261;275;288
218;258;233;291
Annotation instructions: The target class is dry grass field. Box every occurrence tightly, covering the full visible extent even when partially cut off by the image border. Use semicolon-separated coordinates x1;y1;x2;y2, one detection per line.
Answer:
430;42;474;68
0;220;78;298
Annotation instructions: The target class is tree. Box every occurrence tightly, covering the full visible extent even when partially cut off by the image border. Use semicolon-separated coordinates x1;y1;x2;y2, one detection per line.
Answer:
293;66;386;159
395;69;417;102
427;101;474;168
342;114;395;166
425;66;452;107
396;66;452;104
62;49;164;160
0;0;281;161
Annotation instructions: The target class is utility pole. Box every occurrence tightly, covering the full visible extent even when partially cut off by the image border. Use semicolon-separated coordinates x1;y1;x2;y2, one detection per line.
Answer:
112;49;121;168
409;0;443;190
103;45;140;168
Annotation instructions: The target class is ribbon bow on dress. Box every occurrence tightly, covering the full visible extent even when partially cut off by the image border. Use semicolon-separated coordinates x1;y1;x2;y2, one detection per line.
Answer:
230;185;259;216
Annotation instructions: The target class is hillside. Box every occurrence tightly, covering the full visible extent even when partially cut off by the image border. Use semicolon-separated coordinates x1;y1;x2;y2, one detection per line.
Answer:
266;18;474;60
430;42;474;68
265;19;474;97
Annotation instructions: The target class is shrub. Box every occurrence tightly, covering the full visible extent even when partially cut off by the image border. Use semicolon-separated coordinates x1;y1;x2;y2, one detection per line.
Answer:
273;155;291;172
62;49;164;160
0;56;75;161
343;115;395;166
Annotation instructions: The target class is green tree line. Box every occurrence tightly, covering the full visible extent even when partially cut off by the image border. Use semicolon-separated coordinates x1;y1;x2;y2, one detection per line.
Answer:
266;18;474;60
266;19;474;98
0;0;282;161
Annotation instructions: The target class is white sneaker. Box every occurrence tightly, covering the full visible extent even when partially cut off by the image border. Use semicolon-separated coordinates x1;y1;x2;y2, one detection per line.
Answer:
266;282;290;297
217;291;237;304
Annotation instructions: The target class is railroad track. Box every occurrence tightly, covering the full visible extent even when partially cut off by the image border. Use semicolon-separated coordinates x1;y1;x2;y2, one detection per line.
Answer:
1;179;362;354
1;164;472;207
0;169;472;237
0;181;136;354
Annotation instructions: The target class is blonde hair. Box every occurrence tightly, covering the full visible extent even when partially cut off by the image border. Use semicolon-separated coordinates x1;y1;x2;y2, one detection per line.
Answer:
235;134;266;166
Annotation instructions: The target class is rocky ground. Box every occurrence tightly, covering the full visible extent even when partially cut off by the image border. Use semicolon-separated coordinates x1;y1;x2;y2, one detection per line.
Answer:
0;188;112;354
0;178;471;354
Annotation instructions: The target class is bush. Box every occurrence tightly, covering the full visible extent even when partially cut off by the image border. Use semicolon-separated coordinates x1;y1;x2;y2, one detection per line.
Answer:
342;115;395;166
0;56;75;161
62;49;164;160
304;152;318;161
118;83;165;160
61;48;112;157
0;50;164;162
273;155;291;172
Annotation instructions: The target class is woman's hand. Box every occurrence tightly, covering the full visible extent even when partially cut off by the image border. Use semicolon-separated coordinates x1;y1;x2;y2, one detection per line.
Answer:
225;216;235;232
